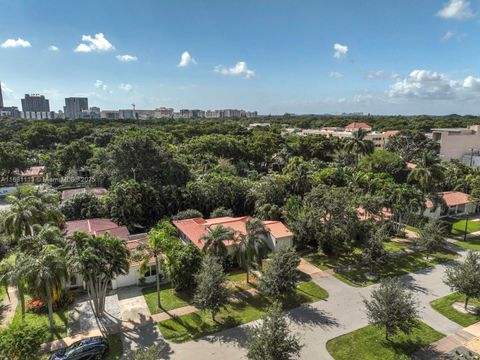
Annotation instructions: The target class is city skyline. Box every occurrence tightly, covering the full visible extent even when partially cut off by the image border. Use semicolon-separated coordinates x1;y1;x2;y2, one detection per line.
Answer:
2;0;480;115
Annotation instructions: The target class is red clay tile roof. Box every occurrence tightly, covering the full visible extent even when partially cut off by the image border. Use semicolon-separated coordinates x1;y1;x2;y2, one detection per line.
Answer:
426;191;471;208
61;187;107;201
406;162;417;170
173;216;293;250
345;122;372;130
64;218;130;240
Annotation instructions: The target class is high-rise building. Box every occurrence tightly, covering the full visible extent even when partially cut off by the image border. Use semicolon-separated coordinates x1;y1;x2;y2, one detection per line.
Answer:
64;97;88;119
21;94;50;112
0;81;4;108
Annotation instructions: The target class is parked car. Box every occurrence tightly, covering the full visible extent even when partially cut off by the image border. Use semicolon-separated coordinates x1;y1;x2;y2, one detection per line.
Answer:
49;336;109;360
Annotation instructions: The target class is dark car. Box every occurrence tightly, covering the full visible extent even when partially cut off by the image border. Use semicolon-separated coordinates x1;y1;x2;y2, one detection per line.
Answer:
49;336;109;360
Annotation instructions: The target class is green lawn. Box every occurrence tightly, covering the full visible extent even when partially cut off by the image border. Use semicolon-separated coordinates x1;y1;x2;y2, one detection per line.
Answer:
446;218;480;236
158;280;328;343
383;242;410;253
143;273;257;315
226;271;255;291
305;248;458;287
405;225;419;233
326;322;444;360
431;292;480;327
142;284;193;315
12;297;68;343
453;236;480;251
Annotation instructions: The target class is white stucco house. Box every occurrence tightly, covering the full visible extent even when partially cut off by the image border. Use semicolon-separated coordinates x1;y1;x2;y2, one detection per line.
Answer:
64;218;160;290
423;191;477;219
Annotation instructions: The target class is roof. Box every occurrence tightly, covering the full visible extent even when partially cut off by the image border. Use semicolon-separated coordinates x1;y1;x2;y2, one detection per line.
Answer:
64;218;130;240
426;191;471;208
18;166;44;177
382;130;400;137
173;216;294;250
62;187;107;201
345;122;372;130
406;162;417;170
125;233;159;267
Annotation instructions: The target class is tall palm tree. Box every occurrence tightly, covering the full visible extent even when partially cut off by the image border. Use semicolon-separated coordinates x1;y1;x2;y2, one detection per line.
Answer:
201;225;233;258
133;228;173;309
27;245;67;332
234;219;269;283
344;129;375;164
67;232;130;317
19;224;64;255
407;152;445;194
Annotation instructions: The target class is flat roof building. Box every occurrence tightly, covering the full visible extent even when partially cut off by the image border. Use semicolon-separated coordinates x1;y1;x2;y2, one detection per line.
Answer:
21;94;50;112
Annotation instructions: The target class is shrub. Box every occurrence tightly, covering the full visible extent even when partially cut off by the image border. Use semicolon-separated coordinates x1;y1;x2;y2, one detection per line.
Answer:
0;322;46;360
172;209;203;221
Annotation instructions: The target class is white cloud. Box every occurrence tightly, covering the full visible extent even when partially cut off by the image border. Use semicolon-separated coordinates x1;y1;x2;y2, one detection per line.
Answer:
94;80;113;94
214;61;255;78
74;33;114;53
333;43;348;59
119;83;133;92
437;0;474;20
367;70;385;79
388;69;480;100
116;54;138;62
367;70;400;80
1;38;31;48
178;51;196;67
47;45;59;52
441;31;455;42
329;71;344;78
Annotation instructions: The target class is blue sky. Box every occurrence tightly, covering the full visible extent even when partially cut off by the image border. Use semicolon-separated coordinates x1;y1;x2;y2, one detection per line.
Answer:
1;0;480;115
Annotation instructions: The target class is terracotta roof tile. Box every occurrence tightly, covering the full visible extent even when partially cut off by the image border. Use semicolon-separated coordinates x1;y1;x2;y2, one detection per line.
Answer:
173;216;293;250
64;218;130;240
426;191;471;208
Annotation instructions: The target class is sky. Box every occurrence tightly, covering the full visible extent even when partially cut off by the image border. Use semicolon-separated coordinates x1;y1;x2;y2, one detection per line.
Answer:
1;0;480;115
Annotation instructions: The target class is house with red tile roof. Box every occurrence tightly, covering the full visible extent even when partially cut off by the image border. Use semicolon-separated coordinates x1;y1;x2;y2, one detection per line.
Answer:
424;191;477;219
345;122;372;132
173;216;294;253
64;218;157;289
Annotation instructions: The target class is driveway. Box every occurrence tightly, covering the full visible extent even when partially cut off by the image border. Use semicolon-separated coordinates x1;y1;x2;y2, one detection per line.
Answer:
164;248;469;360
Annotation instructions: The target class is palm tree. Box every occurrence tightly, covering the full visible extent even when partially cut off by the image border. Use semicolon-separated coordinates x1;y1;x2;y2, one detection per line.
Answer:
3;195;38;239
27;245;67;332
407;152;444;194
19;224;64;255
67;232;130;317
133;228;173;309
201;225;233;258
344;129;374;164
234;219;269;284
0;254;30;320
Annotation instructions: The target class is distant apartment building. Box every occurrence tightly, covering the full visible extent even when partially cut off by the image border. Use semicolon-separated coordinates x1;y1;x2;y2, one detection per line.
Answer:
154;107;174;118
0;107;20;118
21;111;55;120
431;126;480;166
21;94;50;113
100;110;120;120
64;97;88;119
0;81;3;108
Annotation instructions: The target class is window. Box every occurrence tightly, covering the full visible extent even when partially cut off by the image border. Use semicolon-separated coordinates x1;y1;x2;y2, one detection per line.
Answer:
143;265;158;277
